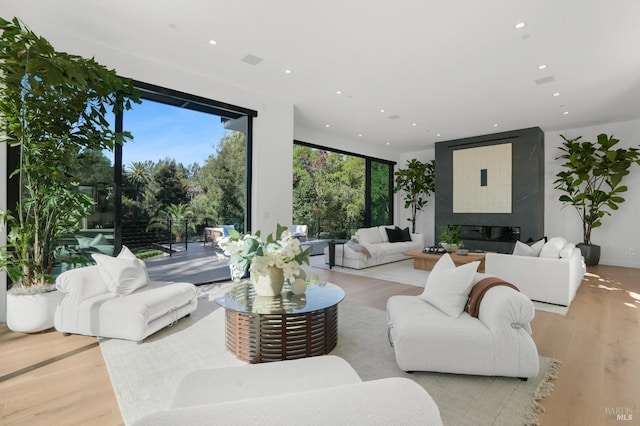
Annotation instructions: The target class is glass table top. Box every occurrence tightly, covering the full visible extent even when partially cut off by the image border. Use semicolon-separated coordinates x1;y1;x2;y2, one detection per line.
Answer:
215;281;345;315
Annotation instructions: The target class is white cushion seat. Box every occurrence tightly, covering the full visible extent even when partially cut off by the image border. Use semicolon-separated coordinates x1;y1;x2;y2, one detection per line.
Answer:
132;356;444;426
387;270;540;378
54;258;197;342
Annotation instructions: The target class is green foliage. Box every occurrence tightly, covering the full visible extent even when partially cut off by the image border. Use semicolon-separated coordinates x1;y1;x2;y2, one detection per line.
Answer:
554;134;640;245
292;146;365;238
439;224;463;246
0;17;139;287
394;159;436;233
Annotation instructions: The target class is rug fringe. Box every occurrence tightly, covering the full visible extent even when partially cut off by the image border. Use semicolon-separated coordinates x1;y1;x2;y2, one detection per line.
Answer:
522;358;562;426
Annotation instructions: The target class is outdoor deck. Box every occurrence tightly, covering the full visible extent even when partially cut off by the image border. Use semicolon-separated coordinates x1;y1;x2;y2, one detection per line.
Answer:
144;239;328;285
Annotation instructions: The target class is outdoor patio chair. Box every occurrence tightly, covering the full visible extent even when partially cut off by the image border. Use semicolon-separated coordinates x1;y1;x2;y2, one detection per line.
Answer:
292;224;308;241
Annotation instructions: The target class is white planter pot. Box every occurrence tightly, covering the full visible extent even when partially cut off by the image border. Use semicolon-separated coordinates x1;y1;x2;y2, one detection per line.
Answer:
6;290;64;333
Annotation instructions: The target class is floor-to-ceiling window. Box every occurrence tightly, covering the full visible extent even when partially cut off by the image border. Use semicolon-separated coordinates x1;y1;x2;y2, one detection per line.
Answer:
39;81;257;280
293;141;394;239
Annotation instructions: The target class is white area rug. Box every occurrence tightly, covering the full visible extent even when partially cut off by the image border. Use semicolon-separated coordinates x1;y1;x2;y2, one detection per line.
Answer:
309;256;569;316
101;293;560;425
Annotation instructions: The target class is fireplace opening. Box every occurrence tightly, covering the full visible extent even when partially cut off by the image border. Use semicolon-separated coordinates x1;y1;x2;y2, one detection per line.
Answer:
456;225;520;243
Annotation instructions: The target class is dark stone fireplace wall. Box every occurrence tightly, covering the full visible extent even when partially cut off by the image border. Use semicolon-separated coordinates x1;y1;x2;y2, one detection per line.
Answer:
434;127;545;253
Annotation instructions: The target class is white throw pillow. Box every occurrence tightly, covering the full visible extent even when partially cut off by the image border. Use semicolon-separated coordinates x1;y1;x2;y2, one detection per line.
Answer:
560;242;576;258
539;237;567;259
356;227;383;244
419;254;480;318
512;239;545;257
92;246;149;296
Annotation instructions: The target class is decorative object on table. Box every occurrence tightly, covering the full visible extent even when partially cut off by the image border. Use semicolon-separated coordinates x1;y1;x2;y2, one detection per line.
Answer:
219;224;313;296
554;133;640;265
394;159;436;233
438;224;464;253
455;249;469;256
0;17;139;332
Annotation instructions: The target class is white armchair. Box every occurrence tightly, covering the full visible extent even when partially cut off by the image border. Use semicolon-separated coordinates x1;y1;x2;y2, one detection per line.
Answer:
387;273;539;378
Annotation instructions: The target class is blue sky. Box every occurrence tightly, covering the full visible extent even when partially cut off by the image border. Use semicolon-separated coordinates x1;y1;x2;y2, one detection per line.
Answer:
120;99;229;167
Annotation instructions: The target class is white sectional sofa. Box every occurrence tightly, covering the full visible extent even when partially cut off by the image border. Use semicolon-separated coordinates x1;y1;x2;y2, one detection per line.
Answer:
485;237;586;306
132;355;443;425
323;225;424;269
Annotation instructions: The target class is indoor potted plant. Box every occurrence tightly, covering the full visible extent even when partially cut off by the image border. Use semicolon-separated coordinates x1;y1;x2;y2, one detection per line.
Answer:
438;224;463;253
554;133;640;265
394;159;436;233
0;17;139;332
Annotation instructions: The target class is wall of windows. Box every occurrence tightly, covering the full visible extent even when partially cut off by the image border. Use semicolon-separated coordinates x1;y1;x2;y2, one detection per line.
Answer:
293;141;395;239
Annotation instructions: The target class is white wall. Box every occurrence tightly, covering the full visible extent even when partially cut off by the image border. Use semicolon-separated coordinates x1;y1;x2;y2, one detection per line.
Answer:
545;119;640;268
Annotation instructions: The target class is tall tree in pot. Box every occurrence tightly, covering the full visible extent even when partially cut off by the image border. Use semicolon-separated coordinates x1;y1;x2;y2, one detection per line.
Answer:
554;134;640;265
0;17;139;332
394;159;435;233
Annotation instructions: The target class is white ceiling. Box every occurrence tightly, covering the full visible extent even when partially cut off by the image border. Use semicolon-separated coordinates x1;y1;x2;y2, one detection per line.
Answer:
3;0;640;153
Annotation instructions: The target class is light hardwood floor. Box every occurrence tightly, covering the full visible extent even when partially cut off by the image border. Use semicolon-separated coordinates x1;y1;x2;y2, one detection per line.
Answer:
1;264;638;425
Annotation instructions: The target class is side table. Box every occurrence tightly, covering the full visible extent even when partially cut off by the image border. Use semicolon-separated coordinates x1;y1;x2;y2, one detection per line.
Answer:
327;239;348;269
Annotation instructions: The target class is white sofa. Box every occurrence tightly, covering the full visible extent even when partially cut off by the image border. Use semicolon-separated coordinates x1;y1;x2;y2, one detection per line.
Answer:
485;238;586;306
54;264;197;342
387;273;539;378
323;225;424;269
132;355;443;425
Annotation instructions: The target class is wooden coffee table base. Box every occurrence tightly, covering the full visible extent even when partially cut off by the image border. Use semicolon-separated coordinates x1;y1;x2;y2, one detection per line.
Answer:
403;250;486;272
224;305;339;363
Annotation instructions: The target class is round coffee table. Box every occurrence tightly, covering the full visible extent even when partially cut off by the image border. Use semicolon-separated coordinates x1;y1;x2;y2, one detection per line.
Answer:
215;282;345;363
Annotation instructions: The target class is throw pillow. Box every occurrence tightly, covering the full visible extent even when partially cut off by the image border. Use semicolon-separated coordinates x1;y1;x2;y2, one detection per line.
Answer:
356;227;383;244
92;246;149;296
512;238;545;257
560;242;576;258
419;254;480;318
396;226;412;242
539;237;568;259
385;227;404;243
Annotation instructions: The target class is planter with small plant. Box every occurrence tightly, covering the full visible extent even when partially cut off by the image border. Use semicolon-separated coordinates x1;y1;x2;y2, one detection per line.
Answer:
439;224;463;253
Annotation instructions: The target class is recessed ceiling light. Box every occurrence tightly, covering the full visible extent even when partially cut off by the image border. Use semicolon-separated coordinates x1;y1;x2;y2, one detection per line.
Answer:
514;21;526;30
563;111;570;115
553;92;561;97
436;133;441;137
380;109;385;113
209;40;218;46
493;123;499;127
538;64;547;70
325;124;330;128
336;90;342;95
284;69;293;74
358;134;363;137
412;123;417;127
386;142;391;146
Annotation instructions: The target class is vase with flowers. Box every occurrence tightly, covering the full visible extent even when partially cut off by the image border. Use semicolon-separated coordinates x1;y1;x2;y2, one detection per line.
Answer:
220;224;313;296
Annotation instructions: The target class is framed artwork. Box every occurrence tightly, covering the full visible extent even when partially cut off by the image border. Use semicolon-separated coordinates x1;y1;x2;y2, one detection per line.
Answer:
452;143;512;213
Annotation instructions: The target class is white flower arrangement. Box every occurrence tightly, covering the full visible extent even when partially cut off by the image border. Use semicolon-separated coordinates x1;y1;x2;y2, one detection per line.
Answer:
219;224;312;283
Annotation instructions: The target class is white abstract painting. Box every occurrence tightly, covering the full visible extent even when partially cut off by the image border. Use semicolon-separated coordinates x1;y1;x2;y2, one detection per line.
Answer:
453;143;512;213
